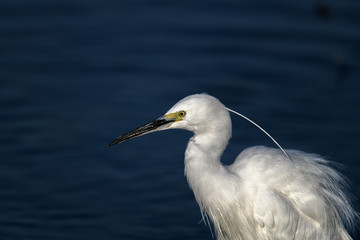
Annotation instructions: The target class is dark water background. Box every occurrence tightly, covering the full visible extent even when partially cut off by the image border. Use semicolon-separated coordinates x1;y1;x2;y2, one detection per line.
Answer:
1;0;360;239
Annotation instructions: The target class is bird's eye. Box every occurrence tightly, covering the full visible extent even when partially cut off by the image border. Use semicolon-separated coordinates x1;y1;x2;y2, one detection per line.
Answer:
177;111;186;117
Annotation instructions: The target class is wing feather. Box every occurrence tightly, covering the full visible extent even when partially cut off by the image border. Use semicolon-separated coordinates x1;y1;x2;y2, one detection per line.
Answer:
229;146;356;240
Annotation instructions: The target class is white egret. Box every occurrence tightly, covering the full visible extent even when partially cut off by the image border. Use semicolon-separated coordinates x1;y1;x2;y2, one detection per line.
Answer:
109;94;356;240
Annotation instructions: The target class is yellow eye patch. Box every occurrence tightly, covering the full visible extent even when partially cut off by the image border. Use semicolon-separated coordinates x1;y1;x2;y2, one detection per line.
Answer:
165;110;186;121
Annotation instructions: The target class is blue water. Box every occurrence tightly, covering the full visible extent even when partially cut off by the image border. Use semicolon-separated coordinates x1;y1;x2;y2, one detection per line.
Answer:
1;0;360;239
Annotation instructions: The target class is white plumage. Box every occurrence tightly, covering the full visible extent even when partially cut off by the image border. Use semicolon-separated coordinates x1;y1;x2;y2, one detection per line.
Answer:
109;94;356;240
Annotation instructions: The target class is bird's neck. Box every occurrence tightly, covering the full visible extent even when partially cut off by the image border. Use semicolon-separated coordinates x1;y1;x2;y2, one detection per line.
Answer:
184;132;230;206
185;132;228;168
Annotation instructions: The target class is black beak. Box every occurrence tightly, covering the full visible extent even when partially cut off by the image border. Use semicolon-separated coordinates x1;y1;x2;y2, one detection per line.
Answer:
108;118;173;146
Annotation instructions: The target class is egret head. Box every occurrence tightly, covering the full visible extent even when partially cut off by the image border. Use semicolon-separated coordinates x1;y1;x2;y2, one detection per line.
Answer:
108;94;231;146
